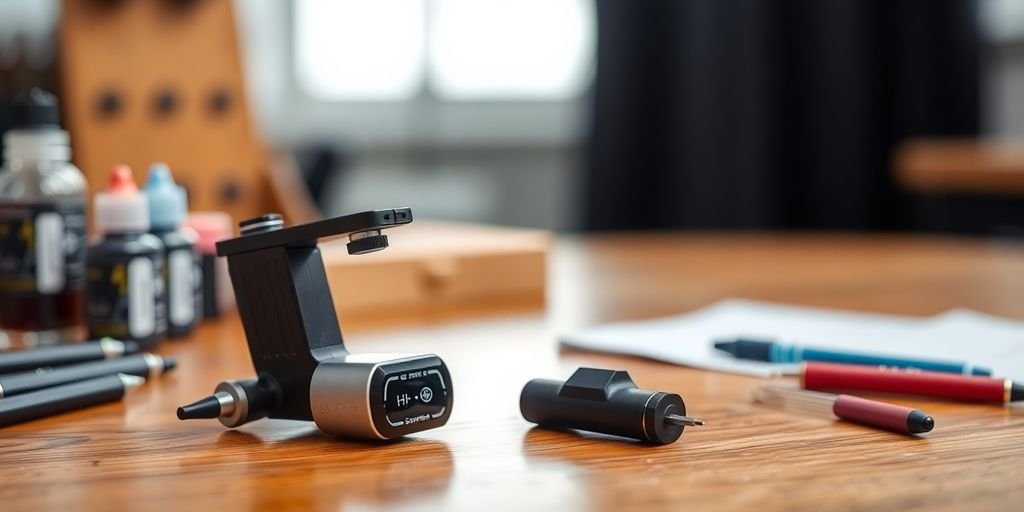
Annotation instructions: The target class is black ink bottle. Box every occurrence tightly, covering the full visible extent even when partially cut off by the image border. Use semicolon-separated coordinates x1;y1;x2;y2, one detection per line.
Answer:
0;88;87;347
85;166;166;348
144;163;199;338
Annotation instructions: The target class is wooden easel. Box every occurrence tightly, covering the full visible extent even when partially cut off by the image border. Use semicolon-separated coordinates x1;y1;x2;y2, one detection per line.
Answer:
57;0;315;226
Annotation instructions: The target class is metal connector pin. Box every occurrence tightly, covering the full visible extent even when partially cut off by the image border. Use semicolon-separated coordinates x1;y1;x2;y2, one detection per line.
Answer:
664;414;705;427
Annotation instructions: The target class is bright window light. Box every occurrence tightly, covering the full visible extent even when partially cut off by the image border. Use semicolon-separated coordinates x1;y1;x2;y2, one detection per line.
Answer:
982;0;1024;42
428;0;595;100
293;0;594;101
294;0;426;100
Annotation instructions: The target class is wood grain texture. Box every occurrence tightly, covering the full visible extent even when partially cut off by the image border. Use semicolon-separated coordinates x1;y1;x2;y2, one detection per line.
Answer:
2;234;1024;511
894;138;1024;195
322;221;549;321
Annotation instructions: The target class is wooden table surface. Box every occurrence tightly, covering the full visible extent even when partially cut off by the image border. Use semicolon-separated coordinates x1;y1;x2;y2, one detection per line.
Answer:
3;234;1024;511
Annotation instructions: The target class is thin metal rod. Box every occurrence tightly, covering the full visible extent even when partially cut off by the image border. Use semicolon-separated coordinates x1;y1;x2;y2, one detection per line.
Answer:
664;414;705;426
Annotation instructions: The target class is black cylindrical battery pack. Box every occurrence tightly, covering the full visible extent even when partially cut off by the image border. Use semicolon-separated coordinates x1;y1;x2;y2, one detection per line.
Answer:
520;377;687;444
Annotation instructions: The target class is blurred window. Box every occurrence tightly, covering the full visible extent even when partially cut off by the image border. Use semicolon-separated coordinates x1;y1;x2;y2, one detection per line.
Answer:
294;0;594;102
295;0;426;100
982;0;1024;42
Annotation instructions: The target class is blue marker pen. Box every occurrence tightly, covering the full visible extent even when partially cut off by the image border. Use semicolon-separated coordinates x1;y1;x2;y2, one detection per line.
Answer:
713;338;992;376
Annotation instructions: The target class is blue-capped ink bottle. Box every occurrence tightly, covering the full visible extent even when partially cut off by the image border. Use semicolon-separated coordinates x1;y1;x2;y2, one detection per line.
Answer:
144;163;200;337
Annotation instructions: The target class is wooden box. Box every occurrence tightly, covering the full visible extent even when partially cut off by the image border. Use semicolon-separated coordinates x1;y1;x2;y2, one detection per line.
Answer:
321;221;549;323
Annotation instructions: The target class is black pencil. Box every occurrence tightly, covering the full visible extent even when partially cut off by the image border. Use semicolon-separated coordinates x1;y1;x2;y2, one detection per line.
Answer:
0;373;144;428
0;338;139;375
0;354;174;398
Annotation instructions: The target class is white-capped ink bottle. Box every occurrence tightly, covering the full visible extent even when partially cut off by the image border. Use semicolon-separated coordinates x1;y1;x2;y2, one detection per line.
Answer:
85;166;166;348
0;88;87;347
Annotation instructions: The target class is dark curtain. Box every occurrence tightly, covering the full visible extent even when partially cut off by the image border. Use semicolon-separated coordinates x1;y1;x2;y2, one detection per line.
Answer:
584;0;981;231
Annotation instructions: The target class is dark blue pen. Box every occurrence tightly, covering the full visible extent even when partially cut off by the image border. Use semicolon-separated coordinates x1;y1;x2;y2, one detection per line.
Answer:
714;338;992;376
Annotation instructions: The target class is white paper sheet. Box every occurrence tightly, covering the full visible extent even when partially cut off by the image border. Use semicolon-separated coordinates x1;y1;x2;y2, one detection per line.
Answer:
559;299;1024;380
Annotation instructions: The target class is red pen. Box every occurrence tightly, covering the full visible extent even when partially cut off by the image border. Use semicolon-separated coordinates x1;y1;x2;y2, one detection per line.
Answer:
801;362;1024;403
753;385;934;435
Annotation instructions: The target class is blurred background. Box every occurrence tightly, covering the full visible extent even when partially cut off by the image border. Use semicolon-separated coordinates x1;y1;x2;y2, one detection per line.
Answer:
4;0;1024;233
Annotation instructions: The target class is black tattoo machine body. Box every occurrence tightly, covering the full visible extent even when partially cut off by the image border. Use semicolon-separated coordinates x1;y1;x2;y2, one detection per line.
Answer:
178;208;453;440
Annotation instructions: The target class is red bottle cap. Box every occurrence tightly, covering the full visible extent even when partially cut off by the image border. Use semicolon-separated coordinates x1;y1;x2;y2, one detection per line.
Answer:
94;165;149;233
107;165;139;194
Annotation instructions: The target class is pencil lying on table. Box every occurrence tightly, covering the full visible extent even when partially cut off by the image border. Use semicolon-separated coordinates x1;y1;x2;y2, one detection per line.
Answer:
753;384;934;436
0;373;144;428
0;338;139;375
799;362;1024;404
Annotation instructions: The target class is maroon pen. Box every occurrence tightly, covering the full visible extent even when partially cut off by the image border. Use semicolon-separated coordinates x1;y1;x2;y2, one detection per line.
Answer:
753;385;934;435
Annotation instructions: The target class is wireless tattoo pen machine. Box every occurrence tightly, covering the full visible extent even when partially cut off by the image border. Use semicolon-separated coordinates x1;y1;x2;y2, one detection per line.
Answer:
177;208;453;440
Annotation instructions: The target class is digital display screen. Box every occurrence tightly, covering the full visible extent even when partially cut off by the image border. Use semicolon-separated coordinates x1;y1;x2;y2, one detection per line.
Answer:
382;367;448;427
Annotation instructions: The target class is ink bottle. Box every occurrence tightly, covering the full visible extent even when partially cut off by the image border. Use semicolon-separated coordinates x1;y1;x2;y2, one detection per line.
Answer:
144;163;200;337
0;88;87;347
184;212;234;319
85;166;166;348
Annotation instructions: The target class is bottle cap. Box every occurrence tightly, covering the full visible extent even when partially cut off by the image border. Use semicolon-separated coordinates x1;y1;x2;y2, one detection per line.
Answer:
144;162;188;230
11;87;60;128
3;88;70;161
94;165;150;233
184;212;233;254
